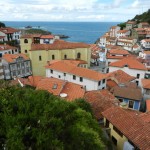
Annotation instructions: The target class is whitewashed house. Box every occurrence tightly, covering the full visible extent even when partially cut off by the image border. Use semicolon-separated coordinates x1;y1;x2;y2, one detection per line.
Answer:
99;35;108;47
117;30;130;38
2;54;32;79
110;26;120;37
141;39;150;49
109;57;147;87
45;60;106;91
40;35;55;44
0;44;19;58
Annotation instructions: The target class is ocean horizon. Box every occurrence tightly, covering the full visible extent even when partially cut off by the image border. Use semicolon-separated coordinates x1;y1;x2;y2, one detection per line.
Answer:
3;21;120;44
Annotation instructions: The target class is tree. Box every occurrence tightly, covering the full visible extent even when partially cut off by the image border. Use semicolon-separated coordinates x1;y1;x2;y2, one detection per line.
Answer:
0;84;105;150
0;22;5;28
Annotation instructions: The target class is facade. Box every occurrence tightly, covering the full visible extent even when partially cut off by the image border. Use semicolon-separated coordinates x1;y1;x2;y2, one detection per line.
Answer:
0;58;4;79
110;83;142;110
45;60;106;91
138;22;150;28
109;57;147;87
20;37;91;76
110;26;120;37
0;27;21;42
141;79;150;100
102;107;150;150
116;30;130;38
2;54;32;79
106;37;117;46
0;44;19;57
40;35;55;44
126;21;136;30
141;39;150;49
132;28;147;41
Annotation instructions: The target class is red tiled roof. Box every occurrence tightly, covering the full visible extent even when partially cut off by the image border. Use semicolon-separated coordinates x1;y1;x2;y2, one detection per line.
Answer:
0;27;20;34
106;70;136;84
102;107;150;150
144;51;150;55
126;21;136;24
141;79;150;89
21;34;41;38
90;44;101;52
40;34;54;39
106;79;118;90
2;53;29;63
146;100;150;112
142;39;150;42
117;30;129;33
46;60;106;81
108;49;129;55
84;90;119;119
110;83;142;100
0;44;17;51
109;57;147;70
30;40;90;50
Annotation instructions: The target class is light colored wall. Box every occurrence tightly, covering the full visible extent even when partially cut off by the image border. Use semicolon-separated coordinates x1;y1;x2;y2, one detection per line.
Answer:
20;38;32;55
46;68;106;91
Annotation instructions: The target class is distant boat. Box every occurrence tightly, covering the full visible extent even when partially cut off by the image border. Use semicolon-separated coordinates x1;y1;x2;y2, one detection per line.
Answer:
25;25;32;29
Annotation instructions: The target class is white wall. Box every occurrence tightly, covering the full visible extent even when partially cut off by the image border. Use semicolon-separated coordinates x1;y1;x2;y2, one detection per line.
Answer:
46;69;106;91
109;66;146;87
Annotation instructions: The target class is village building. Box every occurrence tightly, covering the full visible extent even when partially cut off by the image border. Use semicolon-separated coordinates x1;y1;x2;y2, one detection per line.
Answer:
109;57;147;87
0;27;21;42
141;39;150;49
20;35;91;76
132;28;147;41
109;26;120;37
138;22;150;28
106;37;117;46
45;60;106;91
102;107;150;150
141;79;150;100
2;54;32;79
125;21;136;30
110;82;142;110
84;89;119;120
116;30;130;38
0;44;19;57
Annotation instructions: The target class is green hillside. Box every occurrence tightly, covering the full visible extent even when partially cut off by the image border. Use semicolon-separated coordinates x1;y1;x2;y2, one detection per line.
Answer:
131;9;150;24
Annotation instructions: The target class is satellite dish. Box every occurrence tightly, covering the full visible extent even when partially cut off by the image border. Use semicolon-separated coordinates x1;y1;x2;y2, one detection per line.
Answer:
60;93;67;98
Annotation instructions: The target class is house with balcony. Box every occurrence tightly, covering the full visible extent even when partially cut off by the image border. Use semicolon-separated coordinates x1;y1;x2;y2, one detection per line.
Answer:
2;54;32;79
110;82;142;110
102;107;150;150
117;30;130;38
45;60;106;91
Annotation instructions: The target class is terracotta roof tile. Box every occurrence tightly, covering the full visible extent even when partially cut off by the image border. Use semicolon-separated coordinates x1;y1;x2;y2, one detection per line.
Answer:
40;35;54;39
109;57;147;70
102;107;150;150
106;70;136;84
141;79;150;89
30;40;90;50
2;53;29;63
146;100;150;112
117;30;129;33
0;27;20;34
108;49;129;55
46;60;106;81
84;90;119;119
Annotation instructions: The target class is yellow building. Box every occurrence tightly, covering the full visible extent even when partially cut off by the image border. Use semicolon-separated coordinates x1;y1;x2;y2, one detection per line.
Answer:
20;35;91;76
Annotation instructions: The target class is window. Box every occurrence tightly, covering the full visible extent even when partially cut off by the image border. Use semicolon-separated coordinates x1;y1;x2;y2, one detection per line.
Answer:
64;73;66;76
58;75;61;78
145;89;150;94
8;51;11;54
136;81;139;86
24;39;28;43
73;75;76;80
112;136;117;146
98;81;101;86
102;79;105;84
64;55;67;59
12;50;14;54
77;52;81;59
137;74;140;79
50;70;53;74
80;77;83;82
15;49;17;52
39;56;42;61
118;98;123;102
52;55;55;60
25;50;27;53
113;126;123;137
128;100;134;109
105;119;109;128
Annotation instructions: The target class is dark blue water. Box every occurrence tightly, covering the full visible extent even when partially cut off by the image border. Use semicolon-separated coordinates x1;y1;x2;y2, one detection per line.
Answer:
3;21;120;44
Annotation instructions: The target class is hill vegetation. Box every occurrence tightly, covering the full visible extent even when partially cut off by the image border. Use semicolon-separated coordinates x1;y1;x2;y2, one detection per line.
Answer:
0;81;111;150
22;28;51;35
0;22;5;28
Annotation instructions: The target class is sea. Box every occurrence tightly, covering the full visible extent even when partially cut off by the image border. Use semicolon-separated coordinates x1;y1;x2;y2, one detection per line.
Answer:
3;21;120;44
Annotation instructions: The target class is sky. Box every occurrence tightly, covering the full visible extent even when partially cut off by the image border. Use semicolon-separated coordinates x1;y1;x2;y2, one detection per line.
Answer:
0;0;150;22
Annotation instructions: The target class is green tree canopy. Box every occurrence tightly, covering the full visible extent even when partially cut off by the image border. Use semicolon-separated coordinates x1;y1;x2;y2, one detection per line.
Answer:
0;22;5;28
0;83;105;150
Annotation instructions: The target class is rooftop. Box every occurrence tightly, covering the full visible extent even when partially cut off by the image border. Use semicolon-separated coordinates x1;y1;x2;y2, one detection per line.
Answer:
141;78;150;89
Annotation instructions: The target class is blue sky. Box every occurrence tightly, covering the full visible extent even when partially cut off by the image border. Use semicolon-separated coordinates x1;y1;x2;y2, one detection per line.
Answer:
0;0;149;22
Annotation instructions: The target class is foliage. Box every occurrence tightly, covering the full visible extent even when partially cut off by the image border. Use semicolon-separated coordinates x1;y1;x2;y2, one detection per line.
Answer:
117;22;126;30
24;29;51;35
0;22;5;28
0;84;105;150
132;9;150;24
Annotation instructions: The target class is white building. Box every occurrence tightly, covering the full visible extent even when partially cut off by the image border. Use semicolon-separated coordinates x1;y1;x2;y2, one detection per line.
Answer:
45;60;106;91
109;57;147;87
110;26;120;37
99;35;108;47
0;27;21;42
141;39;150;49
0;44;19;58
40;35;55;44
117;30;130;38
2;54;32;79
0;58;4;79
